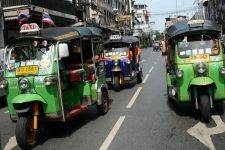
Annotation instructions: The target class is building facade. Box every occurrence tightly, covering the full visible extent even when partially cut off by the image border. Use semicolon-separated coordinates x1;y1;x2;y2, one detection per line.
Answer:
0;0;133;47
132;4;151;47
88;0;132;35
1;0;77;47
198;0;225;32
165;16;187;28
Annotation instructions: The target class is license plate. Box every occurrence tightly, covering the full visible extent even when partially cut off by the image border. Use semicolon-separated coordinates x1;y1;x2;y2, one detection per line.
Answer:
16;66;39;76
190;54;210;62
111;55;121;59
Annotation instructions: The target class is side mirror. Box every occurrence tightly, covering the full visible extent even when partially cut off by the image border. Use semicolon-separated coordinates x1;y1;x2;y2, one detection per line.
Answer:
58;43;69;58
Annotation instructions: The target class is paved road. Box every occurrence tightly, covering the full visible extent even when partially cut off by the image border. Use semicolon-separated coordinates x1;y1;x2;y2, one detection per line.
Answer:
0;47;225;150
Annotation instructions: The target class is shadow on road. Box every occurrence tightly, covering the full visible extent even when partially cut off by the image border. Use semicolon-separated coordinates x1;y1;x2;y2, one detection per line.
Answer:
0;97;7;109
37;98;114;146
107;79;138;92
167;94;225;122
166;96;199;121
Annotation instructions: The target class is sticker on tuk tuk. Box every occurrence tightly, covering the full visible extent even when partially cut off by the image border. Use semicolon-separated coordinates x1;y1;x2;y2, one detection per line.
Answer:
186;50;192;56
40;58;50;68
180;51;186;56
190;54;210;62
16;65;39;76
26;61;34;66
192;49;198;55
198;49;204;54
205;48;212;54
212;48;219;54
15;63;20;68
20;62;26;66
33;60;40;66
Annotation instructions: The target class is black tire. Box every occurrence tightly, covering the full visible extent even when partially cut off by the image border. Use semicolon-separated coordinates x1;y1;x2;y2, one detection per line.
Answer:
113;75;120;92
216;101;224;115
97;90;109;115
16;113;45;149
137;72;142;84
16;116;38;149
199;95;210;123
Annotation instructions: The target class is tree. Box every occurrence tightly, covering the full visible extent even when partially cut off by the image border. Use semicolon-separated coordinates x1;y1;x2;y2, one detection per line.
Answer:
155;30;163;40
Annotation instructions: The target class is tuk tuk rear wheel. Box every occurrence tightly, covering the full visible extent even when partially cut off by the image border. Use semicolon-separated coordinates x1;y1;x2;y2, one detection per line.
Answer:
97;90;109;115
137;72;142;84
113;75;120;92
216;101;224;115
200;95;210;123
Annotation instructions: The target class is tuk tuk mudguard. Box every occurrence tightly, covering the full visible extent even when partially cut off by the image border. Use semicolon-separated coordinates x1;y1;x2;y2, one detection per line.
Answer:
11;94;47;113
189;77;214;87
12;94;47;104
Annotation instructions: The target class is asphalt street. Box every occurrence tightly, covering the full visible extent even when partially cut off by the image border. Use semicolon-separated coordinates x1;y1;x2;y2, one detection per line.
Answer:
0;47;225;150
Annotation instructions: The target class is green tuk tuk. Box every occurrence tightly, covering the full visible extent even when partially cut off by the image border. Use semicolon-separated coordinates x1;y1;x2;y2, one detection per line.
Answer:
164;20;225;123
0;24;109;149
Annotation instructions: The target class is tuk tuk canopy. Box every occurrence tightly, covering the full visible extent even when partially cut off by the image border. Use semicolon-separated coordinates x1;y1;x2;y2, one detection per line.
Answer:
104;36;139;45
165;20;221;40
12;27;102;43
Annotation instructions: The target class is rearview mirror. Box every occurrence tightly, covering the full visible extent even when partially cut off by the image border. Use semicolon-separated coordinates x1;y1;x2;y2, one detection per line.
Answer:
58;43;69;58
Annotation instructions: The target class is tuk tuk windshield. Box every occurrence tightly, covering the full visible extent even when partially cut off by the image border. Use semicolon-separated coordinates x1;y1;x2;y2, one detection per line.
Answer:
6;40;53;71
178;36;220;58
104;47;129;58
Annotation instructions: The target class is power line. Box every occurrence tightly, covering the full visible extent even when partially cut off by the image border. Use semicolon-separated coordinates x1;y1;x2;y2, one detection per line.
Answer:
150;6;198;16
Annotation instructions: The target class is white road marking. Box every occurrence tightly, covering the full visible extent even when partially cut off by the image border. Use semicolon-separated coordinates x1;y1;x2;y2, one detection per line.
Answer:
4;110;9;114
99;116;125;150
149;66;154;73
140;59;146;63
126;87;142;109
187;115;225;150
142;74;149;84
4;136;17;150
154;61;157;65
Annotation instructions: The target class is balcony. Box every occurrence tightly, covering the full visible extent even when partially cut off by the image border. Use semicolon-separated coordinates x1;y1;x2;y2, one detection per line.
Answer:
2;0;28;7
98;2;113;13
2;0;75;15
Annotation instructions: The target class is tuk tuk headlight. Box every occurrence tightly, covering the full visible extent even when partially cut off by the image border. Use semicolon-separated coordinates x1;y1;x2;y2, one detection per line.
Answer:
113;59;119;66
19;78;29;90
44;76;57;86
220;66;225;74
176;69;183;78
127;60;130;64
197;62;206;74
0;80;8;88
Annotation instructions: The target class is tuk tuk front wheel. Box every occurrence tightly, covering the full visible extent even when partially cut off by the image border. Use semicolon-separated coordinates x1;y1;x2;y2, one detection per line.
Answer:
16;114;44;149
215;101;224;115
97;90;109;115
113;75;120;92
200;95;210;123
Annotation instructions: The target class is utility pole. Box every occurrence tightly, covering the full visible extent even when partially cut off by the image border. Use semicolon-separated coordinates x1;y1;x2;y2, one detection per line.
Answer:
0;0;5;49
